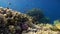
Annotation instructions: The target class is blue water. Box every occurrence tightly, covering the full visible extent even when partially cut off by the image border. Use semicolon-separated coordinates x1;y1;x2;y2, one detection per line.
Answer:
0;0;60;23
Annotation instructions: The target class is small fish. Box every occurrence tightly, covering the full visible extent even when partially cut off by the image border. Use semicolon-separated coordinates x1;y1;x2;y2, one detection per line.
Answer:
8;2;11;5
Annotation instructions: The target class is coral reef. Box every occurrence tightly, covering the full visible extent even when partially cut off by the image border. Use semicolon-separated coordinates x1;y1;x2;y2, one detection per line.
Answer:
0;7;36;34
0;7;60;34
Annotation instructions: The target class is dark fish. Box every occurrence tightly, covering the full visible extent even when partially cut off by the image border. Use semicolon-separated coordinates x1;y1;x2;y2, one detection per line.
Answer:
8;2;11;5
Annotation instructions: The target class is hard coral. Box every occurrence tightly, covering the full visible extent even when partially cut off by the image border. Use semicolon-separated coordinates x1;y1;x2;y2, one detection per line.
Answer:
0;7;34;34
